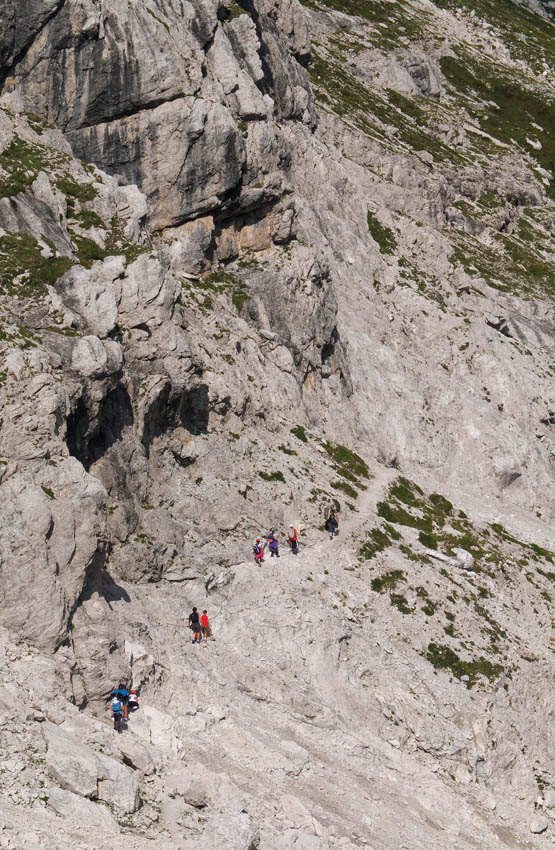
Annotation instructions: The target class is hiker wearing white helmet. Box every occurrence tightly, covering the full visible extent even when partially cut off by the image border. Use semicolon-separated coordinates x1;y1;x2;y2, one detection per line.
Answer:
288;526;299;554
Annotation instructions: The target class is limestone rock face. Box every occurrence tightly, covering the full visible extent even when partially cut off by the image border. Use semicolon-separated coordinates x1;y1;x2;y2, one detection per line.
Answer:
7;0;314;230
0;461;107;652
0;0;61;77
0;0;553;845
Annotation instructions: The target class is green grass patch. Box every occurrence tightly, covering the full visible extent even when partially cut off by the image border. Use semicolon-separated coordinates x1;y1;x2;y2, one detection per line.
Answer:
0;136;58;197
390;593;414;614
426;642;503;688
303;0;430;49
371;569;405;593
440;49;555;199
377;500;433;533
73;235;106;268
222;0;250;20
290;425;308;443
419;531;438;549
323;441;370;478
359;524;401;560
309;52;460;162
331;479;358;499
433;0;554;70
190;267;250;313
367;211;396;255
278;444;297;456
74;209;105;230
259;470;286;483
56;175;98;203
0;232;72;297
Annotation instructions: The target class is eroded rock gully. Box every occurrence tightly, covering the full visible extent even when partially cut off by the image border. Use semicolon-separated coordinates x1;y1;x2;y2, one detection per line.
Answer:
0;0;553;846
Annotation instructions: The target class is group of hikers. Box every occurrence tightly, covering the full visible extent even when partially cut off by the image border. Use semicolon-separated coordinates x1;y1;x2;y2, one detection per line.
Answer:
253;526;298;563
188;607;215;644
108;505;342;725
252;505;339;564
110;677;139;733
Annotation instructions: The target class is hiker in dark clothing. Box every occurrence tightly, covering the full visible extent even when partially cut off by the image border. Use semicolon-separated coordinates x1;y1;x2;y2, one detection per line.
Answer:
267;529;280;558
325;504;339;539
188;607;202;644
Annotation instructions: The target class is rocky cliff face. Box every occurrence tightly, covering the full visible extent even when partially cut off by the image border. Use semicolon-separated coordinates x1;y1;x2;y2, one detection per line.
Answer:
0;0;553;847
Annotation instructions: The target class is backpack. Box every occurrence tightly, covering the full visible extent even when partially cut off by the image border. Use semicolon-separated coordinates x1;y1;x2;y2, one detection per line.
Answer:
253;543;262;555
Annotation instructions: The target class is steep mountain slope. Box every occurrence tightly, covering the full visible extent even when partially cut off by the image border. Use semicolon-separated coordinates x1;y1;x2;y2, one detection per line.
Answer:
0;0;553;846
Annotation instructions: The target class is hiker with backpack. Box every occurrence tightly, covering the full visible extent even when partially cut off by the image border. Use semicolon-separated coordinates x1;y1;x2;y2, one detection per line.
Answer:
288;525;299;555
188;607;202;644
253;537;265;565
325;504;339;539
115;678;129;719
267;528;280;558
111;691;124;733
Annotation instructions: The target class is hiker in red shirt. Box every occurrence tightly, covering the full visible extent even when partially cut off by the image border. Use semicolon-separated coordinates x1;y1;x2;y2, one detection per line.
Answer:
201;610;214;642
288;526;299;555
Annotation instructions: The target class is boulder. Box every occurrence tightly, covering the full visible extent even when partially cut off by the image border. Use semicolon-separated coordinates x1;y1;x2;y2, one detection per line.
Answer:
47;787;119;833
57;262;120;338
529;815;548;834
96;752;141;815
43;722;98;799
71;336;123;378
192;813;260;850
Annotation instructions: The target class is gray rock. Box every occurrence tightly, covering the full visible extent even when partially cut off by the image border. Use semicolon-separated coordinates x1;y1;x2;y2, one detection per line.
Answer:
529;815;548;834
194;813;260;850
71;336;122;378
96;752;141;815
48;787;119;833
43;722;98;798
57;262;120;339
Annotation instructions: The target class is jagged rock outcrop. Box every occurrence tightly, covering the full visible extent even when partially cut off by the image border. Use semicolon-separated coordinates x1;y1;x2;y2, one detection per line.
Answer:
4;0;315;235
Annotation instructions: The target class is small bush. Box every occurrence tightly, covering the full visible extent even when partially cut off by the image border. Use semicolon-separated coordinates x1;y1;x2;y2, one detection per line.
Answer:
259;471;285;483
360;527;393;560
290;425;308;442
371;569;405;593
331;479;358;499
278;444;298;456
390;593;413;614
419;531;438;549
324;441;369;478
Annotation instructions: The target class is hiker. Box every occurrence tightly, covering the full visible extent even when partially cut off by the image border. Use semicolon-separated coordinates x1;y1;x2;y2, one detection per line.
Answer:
325;504;339;539
201;610;214;641
253;537;265;565
115;679;129;719
267;528;280;558
188;607;202;644
111;692;124;732
288;525;299;555
128;690;139;712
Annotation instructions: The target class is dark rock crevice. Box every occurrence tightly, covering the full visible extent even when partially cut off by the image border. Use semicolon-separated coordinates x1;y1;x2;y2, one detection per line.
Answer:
66;384;134;472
